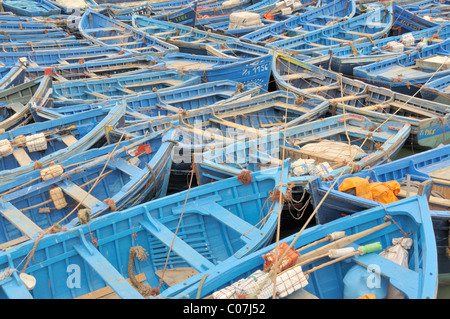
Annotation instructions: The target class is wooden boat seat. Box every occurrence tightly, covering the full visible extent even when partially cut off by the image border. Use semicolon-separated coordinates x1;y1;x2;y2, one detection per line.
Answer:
86;91;109;99
281;73;320;81
165;61;213;69
76;273;148;299
96;34;133;41
83;27;116;33
140;208;215;272
73;241;145;299
124;79;183;89
285;288;319;299
328;37;353;43
352;251;420;299
61;135;78;147
59;180;103;210
301;85;339;93
12;148;32;167
107;158;143;177
171;195;260;241
0;205;42;240
116;87;140;95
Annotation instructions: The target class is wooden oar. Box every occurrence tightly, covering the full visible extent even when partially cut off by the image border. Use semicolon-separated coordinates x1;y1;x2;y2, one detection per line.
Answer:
303;242;382;276
295;221;391;265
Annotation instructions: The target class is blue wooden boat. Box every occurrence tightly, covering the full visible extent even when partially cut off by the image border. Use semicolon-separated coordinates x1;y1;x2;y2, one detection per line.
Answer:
306;22;450;76
308;145;450;273
78;9;179;55
166;195;437;299
131;15;240;55
0;162;289;299
0;59;27;90
353;38;450;96
194;0;260;29
106;90;328;185
163;52;272;91
52;69;201;106
203;18;276;38
0;101;125;183
33;80;260;121
0;76;51;131
0;30;71;43
2;0;61;17
26;55;162;81
0;38;96;53
265;4;393;55
392;1;438;34
0;46;131;67
103;1;197;26
241;0;357;45
0;127;178;251
420;72;450;105
0;21;59;30
194;113;410;188
273;53;450;148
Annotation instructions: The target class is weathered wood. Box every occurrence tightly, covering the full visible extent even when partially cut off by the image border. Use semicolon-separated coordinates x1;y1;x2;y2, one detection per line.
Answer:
12;148;32;167
76;273;147;299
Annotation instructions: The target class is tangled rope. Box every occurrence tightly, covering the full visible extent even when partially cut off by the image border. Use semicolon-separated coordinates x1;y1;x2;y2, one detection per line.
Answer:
128;246;159;297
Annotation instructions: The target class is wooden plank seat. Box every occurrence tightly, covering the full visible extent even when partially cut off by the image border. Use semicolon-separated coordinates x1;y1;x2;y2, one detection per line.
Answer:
76;273;147;299
0;204;42;240
73;241;145;299
59;180;103;210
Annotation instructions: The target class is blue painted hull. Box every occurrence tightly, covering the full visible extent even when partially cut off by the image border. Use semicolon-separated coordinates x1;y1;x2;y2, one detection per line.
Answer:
308;145;450;273
164;195;438;299
0;162;289;299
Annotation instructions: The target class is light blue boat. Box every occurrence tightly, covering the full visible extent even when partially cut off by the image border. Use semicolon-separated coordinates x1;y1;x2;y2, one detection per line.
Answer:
0;101;125;183
241;0;356;45
353;38;450;96
308;144;450;273
52;69;202;106
0;127;178;250
0;161;289;299
306;22;450;76
163;52;272;91
34;80;259;121
167;195;437;299
265;4;393;56
273;53;450;148
78;9;179;55
0;46;132;67
194;113;411;187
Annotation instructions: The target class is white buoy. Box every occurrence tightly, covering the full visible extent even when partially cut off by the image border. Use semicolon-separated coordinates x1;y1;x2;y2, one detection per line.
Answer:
19;273;36;290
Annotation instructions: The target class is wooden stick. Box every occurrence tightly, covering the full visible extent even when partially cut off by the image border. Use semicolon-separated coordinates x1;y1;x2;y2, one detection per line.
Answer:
295;221;391;265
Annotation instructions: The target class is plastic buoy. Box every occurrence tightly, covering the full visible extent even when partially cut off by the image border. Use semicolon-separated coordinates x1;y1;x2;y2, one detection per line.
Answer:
19;273;36;290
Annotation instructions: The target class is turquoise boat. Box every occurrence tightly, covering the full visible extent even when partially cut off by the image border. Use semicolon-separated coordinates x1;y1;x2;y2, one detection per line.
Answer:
167;195;437;299
0;162;289;299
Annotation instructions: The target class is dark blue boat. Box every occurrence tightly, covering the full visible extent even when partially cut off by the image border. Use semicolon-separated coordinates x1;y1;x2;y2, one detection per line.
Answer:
392;2;438;34
421;73;450;105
